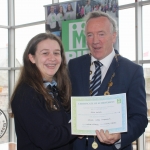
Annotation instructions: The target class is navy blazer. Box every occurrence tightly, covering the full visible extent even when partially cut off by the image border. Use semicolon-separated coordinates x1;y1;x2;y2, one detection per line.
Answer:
68;50;148;150
11;83;75;150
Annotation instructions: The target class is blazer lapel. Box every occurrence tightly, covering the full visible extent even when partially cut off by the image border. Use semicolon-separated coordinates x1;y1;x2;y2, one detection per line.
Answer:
98;54;120;95
80;51;121;96
81;54;91;96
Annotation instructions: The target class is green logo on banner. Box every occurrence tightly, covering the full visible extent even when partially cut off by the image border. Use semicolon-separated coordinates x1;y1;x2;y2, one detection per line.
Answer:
62;19;89;63
72;23;86;49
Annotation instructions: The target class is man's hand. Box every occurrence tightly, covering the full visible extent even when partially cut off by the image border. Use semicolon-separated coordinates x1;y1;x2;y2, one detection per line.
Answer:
96;129;121;144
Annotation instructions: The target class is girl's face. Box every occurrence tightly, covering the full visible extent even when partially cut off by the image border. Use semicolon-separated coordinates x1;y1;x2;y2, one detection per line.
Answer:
67;4;71;11
29;39;62;82
50;6;54;13
60;6;63;13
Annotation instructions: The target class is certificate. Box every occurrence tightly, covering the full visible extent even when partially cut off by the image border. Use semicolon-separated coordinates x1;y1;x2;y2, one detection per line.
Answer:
71;93;127;135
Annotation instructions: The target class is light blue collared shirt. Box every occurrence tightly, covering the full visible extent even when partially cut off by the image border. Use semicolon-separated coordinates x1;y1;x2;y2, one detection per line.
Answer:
43;79;57;98
43;79;57;88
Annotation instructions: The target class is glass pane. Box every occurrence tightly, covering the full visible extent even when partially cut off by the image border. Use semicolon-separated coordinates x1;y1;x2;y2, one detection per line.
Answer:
15;70;20;83
145;122;150;150
119;0;135;6
132;140;137;150
54;0;59;3
15;24;45;66
0;110;9;144
0;143;16;149
143;64;150;150
0;71;9;144
142;5;150;60
15;0;52;25
59;0;71;2
119;8;135;61
0;28;8;67
144;64;150;116
0;0;8;25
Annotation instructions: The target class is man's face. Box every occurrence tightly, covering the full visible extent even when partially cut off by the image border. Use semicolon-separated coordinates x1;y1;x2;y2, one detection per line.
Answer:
85;17;117;60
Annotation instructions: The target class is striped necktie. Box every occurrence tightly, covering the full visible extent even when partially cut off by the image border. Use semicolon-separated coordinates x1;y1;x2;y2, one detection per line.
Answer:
90;61;103;96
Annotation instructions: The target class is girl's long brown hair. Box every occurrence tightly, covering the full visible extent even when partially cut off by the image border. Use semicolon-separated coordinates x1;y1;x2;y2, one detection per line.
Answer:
10;32;71;116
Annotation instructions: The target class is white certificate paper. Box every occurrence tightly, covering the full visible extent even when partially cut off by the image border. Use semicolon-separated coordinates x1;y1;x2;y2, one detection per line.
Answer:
71;93;127;135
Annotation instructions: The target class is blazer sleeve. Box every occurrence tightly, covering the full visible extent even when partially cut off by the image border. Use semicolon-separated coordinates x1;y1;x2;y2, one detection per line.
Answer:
11;85;75;150
121;65;148;149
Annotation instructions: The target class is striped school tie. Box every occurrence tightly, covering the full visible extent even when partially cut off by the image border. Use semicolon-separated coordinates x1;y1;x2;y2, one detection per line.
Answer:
90;61;103;96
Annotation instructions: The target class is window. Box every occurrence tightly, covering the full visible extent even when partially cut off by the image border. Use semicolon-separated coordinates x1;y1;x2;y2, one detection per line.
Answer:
119;0;135;6
119;8;135;61
15;24;45;66
0;0;8;25
0;29;9;144
143;64;150;150
142;5;150;60
0;71;9;144
0;28;8;67
15;0;52;25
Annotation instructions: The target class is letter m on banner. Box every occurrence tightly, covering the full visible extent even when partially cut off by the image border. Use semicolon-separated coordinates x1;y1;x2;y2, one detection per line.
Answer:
62;19;89;62
69;21;87;50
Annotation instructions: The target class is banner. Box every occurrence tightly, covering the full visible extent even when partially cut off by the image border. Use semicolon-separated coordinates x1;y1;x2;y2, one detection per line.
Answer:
44;0;119;62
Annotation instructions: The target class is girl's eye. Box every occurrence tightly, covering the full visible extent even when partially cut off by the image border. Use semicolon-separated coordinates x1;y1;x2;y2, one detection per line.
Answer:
42;52;48;55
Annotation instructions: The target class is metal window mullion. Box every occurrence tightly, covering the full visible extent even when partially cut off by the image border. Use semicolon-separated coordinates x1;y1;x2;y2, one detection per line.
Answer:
0;25;10;29
135;1;143;65
139;60;150;64
8;0;16;143
135;1;145;150
119;3;135;10
14;20;45;29
135;2;143;64
139;0;150;6
53;0;59;4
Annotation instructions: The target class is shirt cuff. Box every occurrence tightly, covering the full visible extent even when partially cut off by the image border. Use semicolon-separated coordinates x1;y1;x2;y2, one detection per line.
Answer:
114;139;121;149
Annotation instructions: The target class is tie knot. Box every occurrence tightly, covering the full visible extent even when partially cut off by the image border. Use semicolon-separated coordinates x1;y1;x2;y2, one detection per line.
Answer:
47;85;58;94
94;61;103;68
46;85;59;100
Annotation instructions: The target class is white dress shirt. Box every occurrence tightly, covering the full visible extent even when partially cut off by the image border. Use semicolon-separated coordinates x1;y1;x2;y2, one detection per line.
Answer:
90;49;115;83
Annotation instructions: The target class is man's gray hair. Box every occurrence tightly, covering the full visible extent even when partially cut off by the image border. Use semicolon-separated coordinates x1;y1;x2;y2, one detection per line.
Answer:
84;11;118;33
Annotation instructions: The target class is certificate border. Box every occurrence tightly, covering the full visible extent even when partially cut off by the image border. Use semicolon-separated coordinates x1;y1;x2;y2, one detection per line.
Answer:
71;93;127;135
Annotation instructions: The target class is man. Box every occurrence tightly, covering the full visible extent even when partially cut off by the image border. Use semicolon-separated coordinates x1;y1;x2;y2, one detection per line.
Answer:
68;11;148;150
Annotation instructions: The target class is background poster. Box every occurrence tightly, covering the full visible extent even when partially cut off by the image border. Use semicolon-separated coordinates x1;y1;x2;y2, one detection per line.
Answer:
45;0;119;62
45;1;78;39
